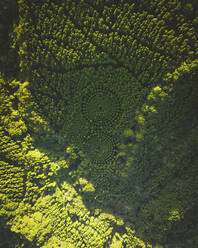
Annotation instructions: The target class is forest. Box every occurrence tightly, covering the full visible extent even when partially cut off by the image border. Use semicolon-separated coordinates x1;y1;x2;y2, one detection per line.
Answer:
0;0;198;247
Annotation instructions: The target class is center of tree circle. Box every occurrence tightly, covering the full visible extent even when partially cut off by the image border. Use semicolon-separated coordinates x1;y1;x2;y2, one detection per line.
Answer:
82;88;121;127
84;133;117;164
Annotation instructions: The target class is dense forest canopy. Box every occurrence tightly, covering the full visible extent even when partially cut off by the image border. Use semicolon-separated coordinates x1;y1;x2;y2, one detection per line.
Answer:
0;0;198;247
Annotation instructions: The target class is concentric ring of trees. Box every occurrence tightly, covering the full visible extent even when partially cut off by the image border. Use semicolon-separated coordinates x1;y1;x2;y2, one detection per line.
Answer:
84;133;118;165
82;88;121;128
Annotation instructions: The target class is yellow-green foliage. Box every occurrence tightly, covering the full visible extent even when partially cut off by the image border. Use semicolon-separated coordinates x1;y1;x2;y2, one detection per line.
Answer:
1;0;198;247
11;184;116;247
0;76;54;214
42;237;75;248
122;224;153;248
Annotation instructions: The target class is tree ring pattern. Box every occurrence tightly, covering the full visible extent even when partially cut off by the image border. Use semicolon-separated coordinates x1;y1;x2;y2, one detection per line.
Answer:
82;88;121;127
84;132;118;165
